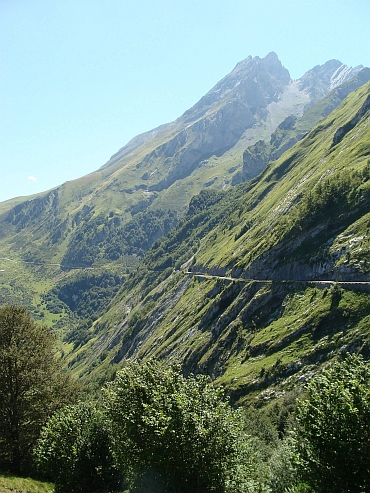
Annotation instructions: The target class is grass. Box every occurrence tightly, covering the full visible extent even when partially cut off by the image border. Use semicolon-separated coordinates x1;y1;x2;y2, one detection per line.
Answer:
0;474;53;493
34;79;370;402
1;74;370;405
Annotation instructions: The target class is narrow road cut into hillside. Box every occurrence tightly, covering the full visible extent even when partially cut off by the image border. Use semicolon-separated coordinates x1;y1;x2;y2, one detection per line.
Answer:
184;271;370;293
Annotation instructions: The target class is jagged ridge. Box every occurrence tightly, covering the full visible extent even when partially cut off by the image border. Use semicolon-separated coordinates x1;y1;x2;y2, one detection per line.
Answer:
68;80;370;404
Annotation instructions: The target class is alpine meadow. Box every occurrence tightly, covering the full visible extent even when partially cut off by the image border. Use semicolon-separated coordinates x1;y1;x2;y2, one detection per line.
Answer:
1;52;370;492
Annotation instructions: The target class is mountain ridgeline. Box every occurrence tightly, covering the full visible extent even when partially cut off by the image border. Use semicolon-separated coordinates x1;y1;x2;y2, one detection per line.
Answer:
0;53;365;271
0;53;370;402
67;79;370;402
242;67;370;181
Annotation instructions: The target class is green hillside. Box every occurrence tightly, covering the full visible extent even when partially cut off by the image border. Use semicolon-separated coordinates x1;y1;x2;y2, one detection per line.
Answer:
0;58;370;404
65;81;370;403
0;58;365;343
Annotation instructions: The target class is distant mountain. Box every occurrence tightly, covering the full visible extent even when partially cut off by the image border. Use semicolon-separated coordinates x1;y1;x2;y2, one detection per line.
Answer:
242;67;370;180
0;53;369;403
297;59;364;99
102;52;364;193
64;80;370;404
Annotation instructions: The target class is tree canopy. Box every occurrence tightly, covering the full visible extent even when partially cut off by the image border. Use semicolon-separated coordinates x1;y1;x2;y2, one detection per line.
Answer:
295;354;370;492
0;304;79;473
103;359;253;493
35;402;122;493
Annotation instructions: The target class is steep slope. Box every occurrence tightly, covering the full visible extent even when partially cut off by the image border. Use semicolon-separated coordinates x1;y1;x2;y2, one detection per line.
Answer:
242;68;370;180
66;81;370;404
0;53;365;337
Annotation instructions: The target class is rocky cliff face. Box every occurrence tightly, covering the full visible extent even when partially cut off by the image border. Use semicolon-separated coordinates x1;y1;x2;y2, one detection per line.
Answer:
242;68;370;181
101;52;292;175
118;52;295;192
242;115;304;181
101;53;364;195
179;52;291;124
297;59;363;101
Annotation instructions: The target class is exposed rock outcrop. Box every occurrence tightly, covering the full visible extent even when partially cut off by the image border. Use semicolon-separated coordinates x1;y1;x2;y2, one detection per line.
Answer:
242;68;370;181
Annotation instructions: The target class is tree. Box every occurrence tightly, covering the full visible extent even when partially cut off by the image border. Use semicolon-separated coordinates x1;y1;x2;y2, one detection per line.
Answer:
34;402;122;493
0;304;79;473
103;360;253;493
295;354;370;492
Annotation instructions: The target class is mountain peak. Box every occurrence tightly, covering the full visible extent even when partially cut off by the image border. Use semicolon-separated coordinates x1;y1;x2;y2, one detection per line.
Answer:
180;52;291;126
297;59;364;101
330;62;364;90
232;51;288;76
263;51;280;62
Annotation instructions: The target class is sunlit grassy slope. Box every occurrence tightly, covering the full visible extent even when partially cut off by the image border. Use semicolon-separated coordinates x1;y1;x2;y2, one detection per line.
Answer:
67;81;370;404
0;474;53;493
0;69;368;339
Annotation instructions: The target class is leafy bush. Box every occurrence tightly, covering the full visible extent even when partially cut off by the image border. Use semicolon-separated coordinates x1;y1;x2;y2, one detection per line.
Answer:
34;402;122;493
103;360;254;493
294;354;370;492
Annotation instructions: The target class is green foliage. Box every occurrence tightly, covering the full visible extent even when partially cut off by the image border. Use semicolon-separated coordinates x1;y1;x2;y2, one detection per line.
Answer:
187;189;225;216
141;188;237;275
57;271;123;318
295;354;370;492
5;190;59;233
264;389;301;438
283;165;370;240
62;208;178;267
103;360;253;493
41;292;68;315
34;402;122;493
0;305;80;474
38;271;125;348
267;435;301;493
242;390;303;492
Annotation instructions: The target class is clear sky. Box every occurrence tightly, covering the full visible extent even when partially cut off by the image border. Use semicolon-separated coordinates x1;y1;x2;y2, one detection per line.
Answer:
1;0;369;203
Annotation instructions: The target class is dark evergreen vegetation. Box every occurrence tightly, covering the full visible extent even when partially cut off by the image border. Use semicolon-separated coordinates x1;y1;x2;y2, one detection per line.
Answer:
62;209;178;268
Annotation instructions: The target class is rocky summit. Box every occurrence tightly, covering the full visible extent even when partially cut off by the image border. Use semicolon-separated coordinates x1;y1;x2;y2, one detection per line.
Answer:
0;52;370;403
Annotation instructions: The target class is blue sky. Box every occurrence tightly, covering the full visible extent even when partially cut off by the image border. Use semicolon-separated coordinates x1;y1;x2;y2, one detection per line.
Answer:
1;0;369;202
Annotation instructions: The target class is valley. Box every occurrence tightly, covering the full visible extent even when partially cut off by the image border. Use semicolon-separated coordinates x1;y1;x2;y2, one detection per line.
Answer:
0;52;370;407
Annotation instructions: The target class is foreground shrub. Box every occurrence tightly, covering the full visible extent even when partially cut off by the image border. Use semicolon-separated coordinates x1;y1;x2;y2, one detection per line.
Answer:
103;359;255;493
34;402;122;493
295;354;370;492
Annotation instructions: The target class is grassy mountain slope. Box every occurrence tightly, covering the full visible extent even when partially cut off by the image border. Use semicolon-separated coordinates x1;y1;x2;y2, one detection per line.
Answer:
66;81;370;403
0;54;300;318
0;57;364;332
